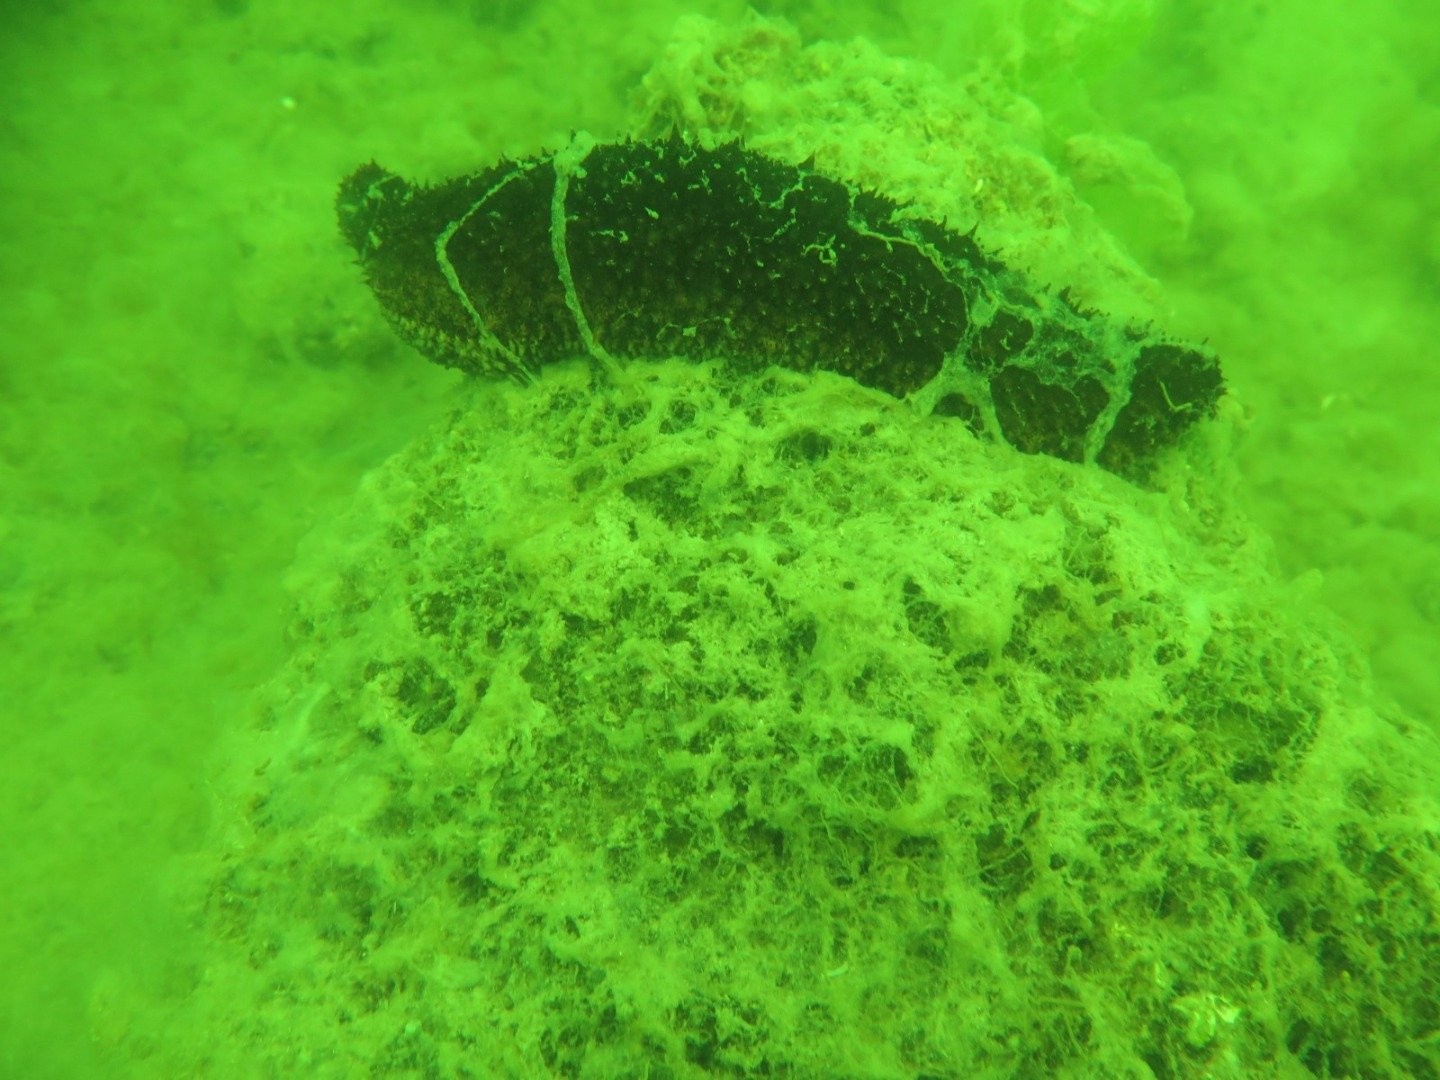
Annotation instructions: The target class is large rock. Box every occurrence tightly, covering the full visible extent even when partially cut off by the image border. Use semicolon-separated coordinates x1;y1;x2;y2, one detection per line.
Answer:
171;359;1438;1077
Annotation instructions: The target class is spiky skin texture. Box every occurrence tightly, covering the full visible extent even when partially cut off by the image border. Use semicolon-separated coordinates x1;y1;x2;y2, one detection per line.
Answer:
337;136;1223;478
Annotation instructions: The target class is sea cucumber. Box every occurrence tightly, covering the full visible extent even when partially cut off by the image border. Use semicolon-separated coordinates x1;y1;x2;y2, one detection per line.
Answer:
337;134;1223;476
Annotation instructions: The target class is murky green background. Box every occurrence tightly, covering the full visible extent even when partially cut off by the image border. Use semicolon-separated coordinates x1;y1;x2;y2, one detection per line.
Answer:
1;1;1435;1074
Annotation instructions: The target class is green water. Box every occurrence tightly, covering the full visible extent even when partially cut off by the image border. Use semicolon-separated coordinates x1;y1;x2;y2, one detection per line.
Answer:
1;1;1436;1077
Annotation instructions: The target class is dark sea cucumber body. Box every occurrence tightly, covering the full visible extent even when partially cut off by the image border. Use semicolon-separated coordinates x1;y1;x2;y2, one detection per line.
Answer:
337;135;1223;476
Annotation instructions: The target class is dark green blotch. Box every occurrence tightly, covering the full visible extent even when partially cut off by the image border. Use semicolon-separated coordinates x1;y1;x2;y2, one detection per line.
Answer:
991;365;1109;463
1099;343;1224;477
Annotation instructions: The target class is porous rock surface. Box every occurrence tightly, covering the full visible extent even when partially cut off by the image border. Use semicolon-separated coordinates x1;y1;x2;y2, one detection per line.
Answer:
167;359;1439;1078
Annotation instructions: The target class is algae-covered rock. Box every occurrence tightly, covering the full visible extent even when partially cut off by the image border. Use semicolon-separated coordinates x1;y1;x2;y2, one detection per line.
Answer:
160;356;1438;1079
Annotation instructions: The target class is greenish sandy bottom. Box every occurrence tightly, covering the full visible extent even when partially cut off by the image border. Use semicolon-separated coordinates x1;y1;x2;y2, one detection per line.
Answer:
101;359;1439;1078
